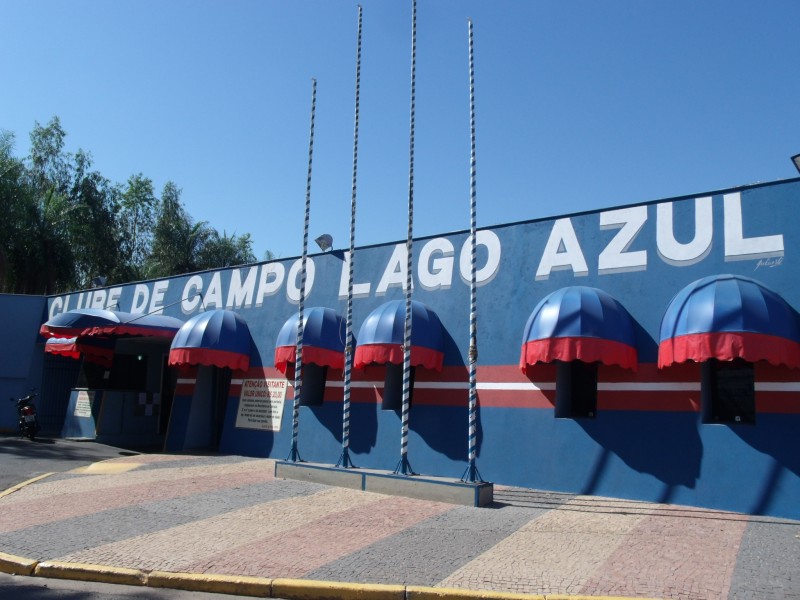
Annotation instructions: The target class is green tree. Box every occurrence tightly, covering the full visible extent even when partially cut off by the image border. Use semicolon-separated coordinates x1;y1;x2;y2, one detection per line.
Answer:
0;130;31;292
118;173;157;279
21;119;76;293
147;181;212;277
68;149;124;288
28;117;71;198
198;230;256;270
2;117;268;292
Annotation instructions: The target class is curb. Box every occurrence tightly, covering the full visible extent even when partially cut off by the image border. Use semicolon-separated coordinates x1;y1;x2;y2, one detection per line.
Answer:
148;571;272;596
0;552;37;576
273;577;406;599
35;560;146;586
0;557;665;600
0;472;54;500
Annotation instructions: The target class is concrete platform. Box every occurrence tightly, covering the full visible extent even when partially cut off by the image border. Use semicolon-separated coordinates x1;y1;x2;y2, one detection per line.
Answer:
274;460;494;507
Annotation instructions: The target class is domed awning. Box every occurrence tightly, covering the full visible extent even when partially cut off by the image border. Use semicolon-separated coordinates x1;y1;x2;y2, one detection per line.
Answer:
168;309;252;371
520;286;638;371
658;274;800;369
274;307;346;375
354;300;444;371
40;308;182;340
44;336;115;367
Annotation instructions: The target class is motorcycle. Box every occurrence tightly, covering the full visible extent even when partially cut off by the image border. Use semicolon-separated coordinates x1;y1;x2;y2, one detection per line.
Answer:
9;390;40;440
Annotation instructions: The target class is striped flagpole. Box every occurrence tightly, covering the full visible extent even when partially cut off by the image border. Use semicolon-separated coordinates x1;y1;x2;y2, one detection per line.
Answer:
288;77;317;463
337;5;362;470
463;18;482;483
395;0;417;477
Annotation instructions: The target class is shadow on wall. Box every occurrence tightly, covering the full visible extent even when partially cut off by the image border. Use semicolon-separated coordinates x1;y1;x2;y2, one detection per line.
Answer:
311;367;379;456
307;325;480;466
409;325;482;463
577;411;703;504
730;414;800;515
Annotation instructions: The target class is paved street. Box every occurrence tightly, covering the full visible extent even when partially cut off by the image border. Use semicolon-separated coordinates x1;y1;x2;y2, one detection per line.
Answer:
0;435;135;492
0;453;798;599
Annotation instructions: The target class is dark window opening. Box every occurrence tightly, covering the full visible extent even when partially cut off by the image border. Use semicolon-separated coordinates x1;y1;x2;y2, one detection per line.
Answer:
297;363;328;406
283;362;328;406
77;354;148;391
701;358;755;424
212;367;232;447
381;364;415;411
555;360;597;419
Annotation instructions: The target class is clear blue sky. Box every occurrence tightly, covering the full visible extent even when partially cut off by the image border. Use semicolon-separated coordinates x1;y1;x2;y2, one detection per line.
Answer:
4;1;800;261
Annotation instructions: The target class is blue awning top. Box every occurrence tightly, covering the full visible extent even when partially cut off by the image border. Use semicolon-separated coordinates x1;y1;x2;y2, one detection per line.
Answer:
274;307;346;373
520;286;638;370
40;308;182;339
169;309;252;371
658;274;800;368
354;300;444;371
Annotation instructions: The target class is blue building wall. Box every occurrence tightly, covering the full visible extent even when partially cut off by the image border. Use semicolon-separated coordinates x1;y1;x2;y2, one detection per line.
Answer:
0;294;47;432
36;177;800;519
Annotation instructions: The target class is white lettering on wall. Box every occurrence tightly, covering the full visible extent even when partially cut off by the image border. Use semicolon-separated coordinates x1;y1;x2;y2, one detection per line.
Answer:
90;289;107;309
43;191;790;319
286;258;315;303
227;266;257;309
724;192;784;261
459;230;502;286
107;287;123;310
181;275;204;313
204;272;224;309
376;244;411;295
256;263;285;306
419;238;455;291
338;251;371;299
536;218;589;280
49;297;63;319
148;280;169;314
598;206;648;275
657;196;713;266
131;284;150;314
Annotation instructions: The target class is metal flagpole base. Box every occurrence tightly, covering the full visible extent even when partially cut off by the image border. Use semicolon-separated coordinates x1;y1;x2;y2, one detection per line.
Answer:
286;445;302;463
393;456;417;476
335;449;356;469
461;462;483;484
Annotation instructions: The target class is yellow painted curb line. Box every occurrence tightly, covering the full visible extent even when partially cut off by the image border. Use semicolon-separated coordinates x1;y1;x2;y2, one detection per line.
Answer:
148;571;272;596
407;587;545;599
0;472;54;499
273;577;405;600
34;561;146;586
4;558;666;600
0;551;38;576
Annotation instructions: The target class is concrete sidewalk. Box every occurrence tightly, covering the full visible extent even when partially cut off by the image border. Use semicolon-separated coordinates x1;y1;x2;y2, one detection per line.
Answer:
0;453;797;600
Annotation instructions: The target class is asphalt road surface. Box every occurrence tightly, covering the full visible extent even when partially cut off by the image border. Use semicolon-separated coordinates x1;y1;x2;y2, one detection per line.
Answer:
0;435;136;492
0;572;261;599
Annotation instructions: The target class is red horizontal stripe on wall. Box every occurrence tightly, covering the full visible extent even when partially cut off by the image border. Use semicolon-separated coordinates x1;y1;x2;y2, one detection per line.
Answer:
598;391;700;412
757;392;800;414
215;362;800;414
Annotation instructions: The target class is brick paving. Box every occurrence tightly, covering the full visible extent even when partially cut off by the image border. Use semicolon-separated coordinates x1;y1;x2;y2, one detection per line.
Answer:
1;453;798;599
